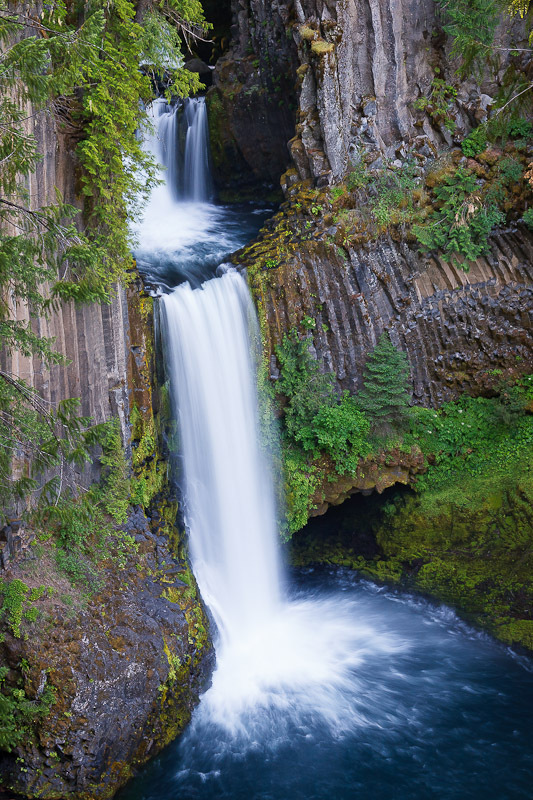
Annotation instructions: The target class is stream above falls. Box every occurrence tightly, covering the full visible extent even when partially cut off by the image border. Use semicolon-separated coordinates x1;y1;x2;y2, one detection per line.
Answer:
122;97;533;800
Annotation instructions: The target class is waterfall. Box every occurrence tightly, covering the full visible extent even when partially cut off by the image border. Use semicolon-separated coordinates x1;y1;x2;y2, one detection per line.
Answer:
144;97;212;203
148;90;399;736
162;272;282;644
183;98;212;201
122;90;533;800
139;91;399;740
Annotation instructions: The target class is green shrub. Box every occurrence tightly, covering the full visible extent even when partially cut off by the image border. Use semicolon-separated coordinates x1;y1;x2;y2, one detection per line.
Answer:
0;665;56;752
312;394;371;472
346;161;371;191
523;208;533;230
0;580;48;638
275;332;372;469
275;332;337;449
461;126;487;156
414;77;458;131
281;443;321;539
507;117;533;140
407;376;533;494
413;167;505;269
370;162;419;226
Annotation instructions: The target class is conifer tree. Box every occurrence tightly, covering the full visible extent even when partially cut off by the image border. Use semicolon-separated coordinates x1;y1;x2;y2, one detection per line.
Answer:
357;333;411;434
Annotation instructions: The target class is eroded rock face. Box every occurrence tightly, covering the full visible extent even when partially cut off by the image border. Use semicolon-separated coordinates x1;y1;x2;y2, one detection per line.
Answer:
211;0;528;190
243;221;533;406
0;508;213;800
310;448;427;516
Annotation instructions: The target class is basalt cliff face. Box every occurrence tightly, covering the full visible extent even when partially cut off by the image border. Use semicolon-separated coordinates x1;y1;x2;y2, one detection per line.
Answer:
0;100;132;489
217;0;532;517
245;215;533;407
222;0;532;404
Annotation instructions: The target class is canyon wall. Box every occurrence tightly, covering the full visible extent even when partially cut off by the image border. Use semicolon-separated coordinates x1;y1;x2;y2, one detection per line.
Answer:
0;101;132;491
220;0;532;405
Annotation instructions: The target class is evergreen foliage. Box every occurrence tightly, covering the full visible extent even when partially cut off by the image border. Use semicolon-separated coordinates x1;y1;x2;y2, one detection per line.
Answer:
436;0;532;111
356;333;411;434
435;0;501;77
0;0;209;516
413;167;505;269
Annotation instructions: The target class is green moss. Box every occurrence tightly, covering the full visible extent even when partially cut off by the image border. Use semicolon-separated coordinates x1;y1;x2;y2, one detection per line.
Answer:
98;418;130;524
497;620;533;650
299;24;317;41
311;40;335;54
130;403;165;510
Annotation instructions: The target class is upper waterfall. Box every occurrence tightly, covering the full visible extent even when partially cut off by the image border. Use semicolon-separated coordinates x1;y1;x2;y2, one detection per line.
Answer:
147;96;213;203
133;97;271;289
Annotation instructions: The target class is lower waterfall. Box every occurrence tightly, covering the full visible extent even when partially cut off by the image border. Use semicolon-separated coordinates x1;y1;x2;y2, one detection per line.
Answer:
161;272;282;643
161;269;400;733
118;95;533;800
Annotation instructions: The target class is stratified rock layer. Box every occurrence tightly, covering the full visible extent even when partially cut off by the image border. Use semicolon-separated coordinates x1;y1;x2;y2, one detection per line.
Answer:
248;223;533;406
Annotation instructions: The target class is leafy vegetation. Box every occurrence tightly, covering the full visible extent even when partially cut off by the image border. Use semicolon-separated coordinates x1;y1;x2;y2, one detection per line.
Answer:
275;330;413;535
288;376;533;648
0;0;209;517
357;333;411;434
524;207;533;228
0;579;47;639
0;664;56;753
436;0;532;111
413;167;505;269
407;375;533;497
461;126;487;157
275;332;371;465
32;418;138;590
414;76;458;131
435;0;502;77
275;315;532;545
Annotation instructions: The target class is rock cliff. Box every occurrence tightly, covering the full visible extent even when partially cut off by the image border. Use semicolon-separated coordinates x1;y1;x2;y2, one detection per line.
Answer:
240;212;533;407
0;87;131;492
0;504;213;799
226;0;532;406
222;0;532;530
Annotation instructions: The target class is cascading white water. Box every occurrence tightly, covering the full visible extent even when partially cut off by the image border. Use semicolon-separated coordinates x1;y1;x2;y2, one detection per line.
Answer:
162;270;401;734
142;97;212;203
133;97;259;289
183;98;212;201
148;91;401;737
162;272;282;643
